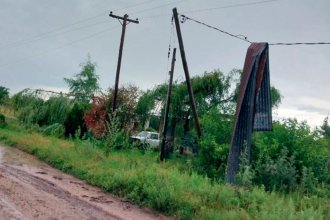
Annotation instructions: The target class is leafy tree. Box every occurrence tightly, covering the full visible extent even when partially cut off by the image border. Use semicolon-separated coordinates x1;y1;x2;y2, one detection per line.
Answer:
84;84;140;138
11;89;46;127
40;96;72;126
253;119;329;186
64;55;100;103
106;84;140;133
320;117;330;141
136;69;281;151
64;102;89;138
0;86;9;105
84;96;107;138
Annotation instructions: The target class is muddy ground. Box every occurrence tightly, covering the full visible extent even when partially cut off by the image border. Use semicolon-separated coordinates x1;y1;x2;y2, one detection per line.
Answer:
0;145;167;220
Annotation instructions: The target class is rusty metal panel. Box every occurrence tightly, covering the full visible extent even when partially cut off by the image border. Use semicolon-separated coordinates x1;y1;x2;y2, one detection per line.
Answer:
226;42;272;184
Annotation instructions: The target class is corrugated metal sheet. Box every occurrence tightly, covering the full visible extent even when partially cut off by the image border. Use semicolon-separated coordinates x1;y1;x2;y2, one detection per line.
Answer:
226;42;272;184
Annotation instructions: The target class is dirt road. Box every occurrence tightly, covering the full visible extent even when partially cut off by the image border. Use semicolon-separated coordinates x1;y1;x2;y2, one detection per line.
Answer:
0;145;167;220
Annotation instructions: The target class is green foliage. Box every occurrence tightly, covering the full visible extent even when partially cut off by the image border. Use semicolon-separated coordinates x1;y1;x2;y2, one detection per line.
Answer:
135;90;156;127
0;113;6;128
254;148;298;192
11;90;46;127
1;125;329;219
271;86;282;109
236;149;255;188
195;108;232;178
41;96;71;125
136;69;239;152
41;123;65;138
300;166;318;195
64;102;89;138
64;55;100;103
11;90;72;131
0;86;9;105
105;113;130;150
254;119;329;184
320;117;330;147
106;84;140;133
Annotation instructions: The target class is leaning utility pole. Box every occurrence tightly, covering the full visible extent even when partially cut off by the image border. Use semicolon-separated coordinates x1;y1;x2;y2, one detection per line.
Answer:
109;12;139;112
172;8;202;138
160;48;177;161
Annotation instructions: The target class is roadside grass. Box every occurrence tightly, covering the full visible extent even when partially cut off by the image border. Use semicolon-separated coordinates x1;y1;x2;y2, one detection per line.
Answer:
0;122;329;219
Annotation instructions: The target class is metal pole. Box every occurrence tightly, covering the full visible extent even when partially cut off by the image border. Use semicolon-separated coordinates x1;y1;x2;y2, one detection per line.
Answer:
160;48;176;161
172;8;202;138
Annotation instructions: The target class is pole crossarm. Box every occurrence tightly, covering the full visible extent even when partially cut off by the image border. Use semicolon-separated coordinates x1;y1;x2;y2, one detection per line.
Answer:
109;12;139;24
109;11;139;112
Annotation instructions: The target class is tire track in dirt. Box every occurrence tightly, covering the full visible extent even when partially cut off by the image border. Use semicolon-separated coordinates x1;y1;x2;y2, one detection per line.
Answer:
0;145;167;220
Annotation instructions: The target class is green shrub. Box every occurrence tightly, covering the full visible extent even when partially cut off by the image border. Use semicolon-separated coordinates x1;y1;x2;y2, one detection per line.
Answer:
41;123;65;138
236;149;255;188
12;90;46;127
195;108;232;179
64;102;89;138
0;113;6;128
11;90;74;131
254;119;329;191
299;166;318;195
105;113;130;149
41;96;71;126
254;148;297;192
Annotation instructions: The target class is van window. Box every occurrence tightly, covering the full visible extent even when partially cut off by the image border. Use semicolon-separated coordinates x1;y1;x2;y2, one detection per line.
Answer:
150;133;158;140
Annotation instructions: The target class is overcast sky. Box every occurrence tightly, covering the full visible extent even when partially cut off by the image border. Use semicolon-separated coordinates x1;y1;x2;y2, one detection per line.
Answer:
1;0;329;127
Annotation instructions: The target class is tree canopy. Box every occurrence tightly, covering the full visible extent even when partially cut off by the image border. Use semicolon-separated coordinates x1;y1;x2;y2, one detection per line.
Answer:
64;55;100;103
0;86;9;105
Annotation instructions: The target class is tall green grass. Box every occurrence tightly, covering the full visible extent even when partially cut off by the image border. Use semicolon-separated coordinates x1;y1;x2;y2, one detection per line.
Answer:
0;123;329;219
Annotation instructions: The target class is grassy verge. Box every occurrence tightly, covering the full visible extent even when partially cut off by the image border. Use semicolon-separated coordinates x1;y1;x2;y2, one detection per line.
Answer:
0;123;329;220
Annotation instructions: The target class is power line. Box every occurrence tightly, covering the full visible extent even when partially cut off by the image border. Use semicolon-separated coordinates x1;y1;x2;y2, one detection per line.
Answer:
131;0;191;15
181;15;251;43
140;0;280;19
181;15;330;46
0;26;120;68
181;0;280;14
0;0;160;49
0;20;110;50
269;42;330;46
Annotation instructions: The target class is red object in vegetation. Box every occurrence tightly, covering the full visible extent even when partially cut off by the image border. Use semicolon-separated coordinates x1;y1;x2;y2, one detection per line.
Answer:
84;97;107;138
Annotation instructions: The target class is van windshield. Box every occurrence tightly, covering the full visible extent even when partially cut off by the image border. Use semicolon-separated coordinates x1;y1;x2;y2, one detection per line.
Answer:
137;131;148;138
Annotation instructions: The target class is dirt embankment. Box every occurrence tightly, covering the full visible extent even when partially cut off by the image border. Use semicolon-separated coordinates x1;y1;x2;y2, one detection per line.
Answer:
0;145;167;220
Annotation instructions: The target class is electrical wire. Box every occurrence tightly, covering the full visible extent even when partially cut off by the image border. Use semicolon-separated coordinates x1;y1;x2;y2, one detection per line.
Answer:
0;0;160;49
140;0;280;19
0;26;120;68
181;0;280;14
0;20;110;50
269;42;330;46
131;0;191;15
181;15;251;43
182;15;330;46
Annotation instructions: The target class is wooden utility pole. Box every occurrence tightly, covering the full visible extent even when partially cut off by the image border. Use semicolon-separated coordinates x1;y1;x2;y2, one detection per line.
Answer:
109;11;139;112
160;48;177;161
172;8;202;138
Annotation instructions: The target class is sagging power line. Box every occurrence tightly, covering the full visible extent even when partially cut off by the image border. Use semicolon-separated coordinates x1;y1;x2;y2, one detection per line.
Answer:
181;15;330;46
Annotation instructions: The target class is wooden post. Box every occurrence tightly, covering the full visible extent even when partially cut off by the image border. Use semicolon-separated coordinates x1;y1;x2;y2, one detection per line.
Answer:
109;12;139;112
172;8;202;138
160;48;176;161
